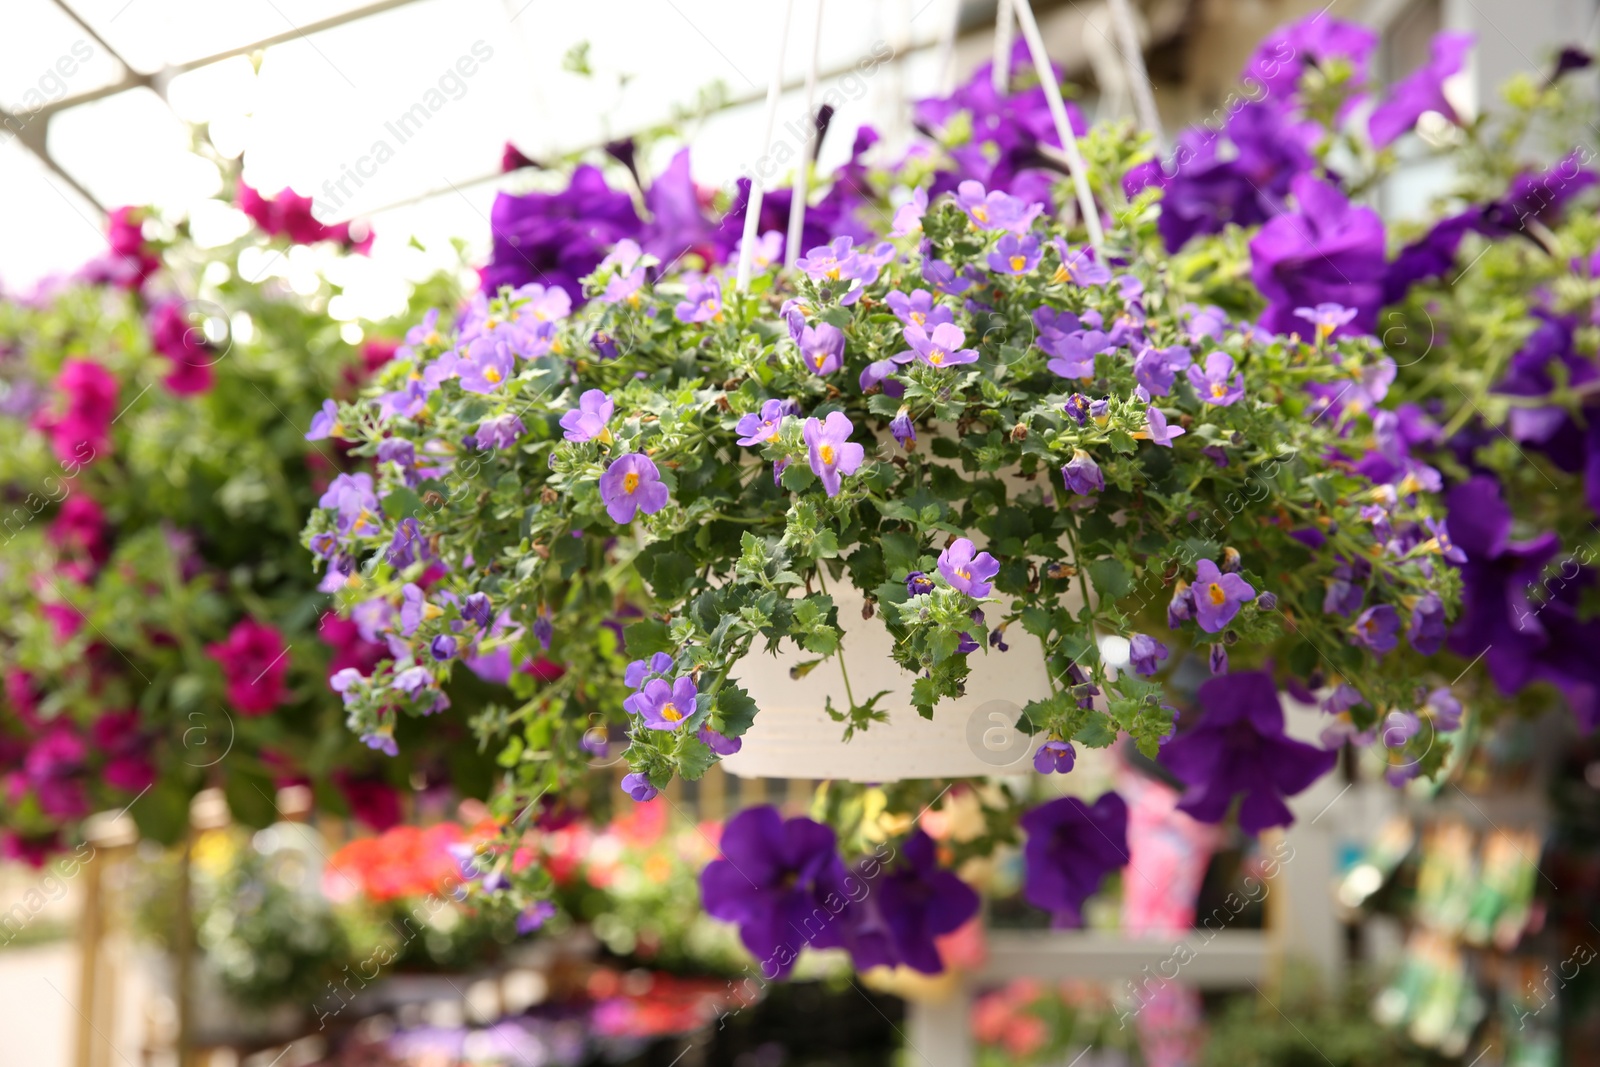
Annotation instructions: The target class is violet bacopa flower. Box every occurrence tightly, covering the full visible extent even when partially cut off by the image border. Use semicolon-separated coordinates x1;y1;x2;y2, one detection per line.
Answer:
923;258;975;296
1052;240;1112;286
890;408;916;449
1033;307;1110;380
431;635;458;660
735;399;796;446
1422;688;1462;731
1020;792;1128;927
1033;739;1076;774
590;330;620;360
1293;303;1358;342
802;413;865;496
1191;558;1256;633
463;592;493;629
457;338;515;394
699;807;853;978
1128;634;1168;677
955;180;1043;234
626;675;698;731
625;652;675;689
859;359;903;397
1061;450;1104;495
1186;351;1245;407
937;538;1000;598
734;230;784;272
621;772;658;801
895;322;979;369
1134;407;1186;447
475;413;526;449
599;453;670;523
890;187;928;236
516;900;558;934
1351;604;1400;654
987;234;1042;275
1133;345;1193;396
1408;592;1447;655
1382;710;1421;749
885;289;954;330
794;236;861;282
318;473;382;537
560;388;615;442
698;725;742;755
306;399;342;441
674;277;723;324
1159;672;1338;832
1062;394;1090;426
906;571;934;597
1208;644;1229;675
1368;32;1474;147
797;321;846;376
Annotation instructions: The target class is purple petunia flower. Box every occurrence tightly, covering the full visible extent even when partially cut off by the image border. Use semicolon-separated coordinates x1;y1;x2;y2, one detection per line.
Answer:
886;289;954;331
937;538;1000;598
1159;672;1339;832
1250;174;1387;338
802;413;865;497
599;453;670;523
1061;450;1104;495
1020;792;1128;927
955;180;1044;234
475;413;526;449
1128;634;1168;677
1293;303;1358;342
1033;739;1076;774
621;772;658;801
1191;558;1256;633
1351;604;1400;654
627;675;698;731
1368;32;1474;147
872;830;981;974
699;806;853;978
674;277;723;324
1052;239;1112;286
895;322;979;369
735;399;797;446
1135;407;1186;447
1132;345;1193;396
1242;14;1379;98
987;234;1042;275
1186;351;1245;406
797;321;846;376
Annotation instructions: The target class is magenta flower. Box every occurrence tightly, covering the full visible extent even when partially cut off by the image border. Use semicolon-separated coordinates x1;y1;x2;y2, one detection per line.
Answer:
885;289;954;331
1134;406;1186;447
1293;303;1358;341
1351;604;1400;655
206;619;290;717
937;538;999;598
895;322;979;369
599;453;670;523
1061;450;1104;495
802;413;865;497
797;322;846;376
1368;32;1474;147
1191;558;1256;633
560;388;614;442
674;277;723;324
1020;792;1128;926
1133;345;1193;396
1186;351;1245;407
147;300;216;395
954;180;1044;234
987;234;1042;275
1052;240;1112;286
37;359;117;467
457;338;515;394
626;675;698;731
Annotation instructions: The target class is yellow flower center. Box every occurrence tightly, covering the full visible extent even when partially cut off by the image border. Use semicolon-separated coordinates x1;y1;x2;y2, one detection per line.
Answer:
928;349;946;365
660;703;682;722
623;472;640;494
425;331;440;346
813;354;827;370
1009;255;1027;271
1207;583;1227;606
826;266;841;280
819;444;836;465
911;311;925;325
423;603;443;619
972;206;989;223
484;365;502;384
1211;383;1227;398
956;567;970;581
1052;265;1072;284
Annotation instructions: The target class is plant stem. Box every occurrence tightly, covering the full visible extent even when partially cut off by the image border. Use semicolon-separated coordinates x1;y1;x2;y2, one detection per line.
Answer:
814;566;858;707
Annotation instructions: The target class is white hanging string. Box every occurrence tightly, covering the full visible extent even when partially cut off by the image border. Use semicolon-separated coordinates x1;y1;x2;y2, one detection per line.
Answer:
935;0;961;94
737;0;797;292
1012;0;1105;250
1106;0;1164;149
992;0;1015;92
785;0;825;270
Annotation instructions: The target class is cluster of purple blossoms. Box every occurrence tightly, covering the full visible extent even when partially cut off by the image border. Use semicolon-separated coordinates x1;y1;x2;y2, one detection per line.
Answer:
1034;307;1111;380
794;236;896;305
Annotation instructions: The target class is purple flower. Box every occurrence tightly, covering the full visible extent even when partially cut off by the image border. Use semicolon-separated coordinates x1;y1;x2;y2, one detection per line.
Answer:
1020;792;1128;927
1408;593;1447;655
674;277;723;324
463;592;493;629
399;583;439;635
698;725;742;755
1062;394;1090;426
955;180;1043;234
1382;710;1421;748
794;236;861;282
430;635;458;660
621;772;658;801
1368;32;1474;147
1242;15;1378;98
890;408;916;449
923;258;975;296
885;289;954;331
516;900;557;934
873;830;980;974
896;322;979;369
1186;351;1245;407
625;652;675;689
1061;450;1104;495
1293;303;1358;342
859;359;904;397
802;413;865;497
319;473;381;537
1135;407;1186;447
1052;240;1112;286
1159;672;1339;832
987;234;1042;275
699;807;852;978
735;399;796;446
1349;604;1400;655
1423;688;1462;731
561;390;615;443
797;322;846;376
937;538;1000;598
1033;740;1076;774
1167;582;1195;627
483;166;641;302
475;413;526;449
590;330;619;360
626;675;698;731
457;338;515;394
306;399;341;441
392;666;434;695
1191;559;1256;633
890;188;928;236
1133;345;1193;396
734;230;785;272
1208;644;1229;676
1128;634;1168;677
362;730;399;757
906;571;934;597
599;453;670;523
1250;174;1386;339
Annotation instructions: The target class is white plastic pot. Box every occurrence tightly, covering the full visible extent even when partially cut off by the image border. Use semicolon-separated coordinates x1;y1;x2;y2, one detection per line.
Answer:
722;585;1058;782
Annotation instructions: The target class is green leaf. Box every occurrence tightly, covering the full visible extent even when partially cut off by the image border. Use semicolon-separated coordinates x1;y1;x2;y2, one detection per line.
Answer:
382;486;422;523
1086;558;1132;600
623;618;675;657
675;735;718;780
715;683;760;736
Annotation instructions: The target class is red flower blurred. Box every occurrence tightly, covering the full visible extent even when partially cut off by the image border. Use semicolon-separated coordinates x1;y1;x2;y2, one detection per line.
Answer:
237;181;373;254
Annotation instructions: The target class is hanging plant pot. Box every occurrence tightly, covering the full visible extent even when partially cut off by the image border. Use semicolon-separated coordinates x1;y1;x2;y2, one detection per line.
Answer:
723;585;1054;782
